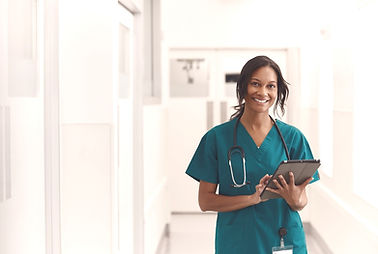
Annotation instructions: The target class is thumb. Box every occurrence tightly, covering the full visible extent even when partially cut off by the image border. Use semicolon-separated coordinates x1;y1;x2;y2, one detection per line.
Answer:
255;184;263;193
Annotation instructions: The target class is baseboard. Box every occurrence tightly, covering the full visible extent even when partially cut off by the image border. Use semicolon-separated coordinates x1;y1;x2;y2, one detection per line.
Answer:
155;223;170;254
303;222;333;254
171;211;217;215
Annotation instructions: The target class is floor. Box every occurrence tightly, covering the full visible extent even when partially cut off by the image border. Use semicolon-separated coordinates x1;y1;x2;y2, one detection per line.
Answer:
159;213;325;254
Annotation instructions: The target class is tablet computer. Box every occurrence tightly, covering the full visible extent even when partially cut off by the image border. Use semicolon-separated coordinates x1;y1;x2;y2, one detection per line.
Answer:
260;159;321;200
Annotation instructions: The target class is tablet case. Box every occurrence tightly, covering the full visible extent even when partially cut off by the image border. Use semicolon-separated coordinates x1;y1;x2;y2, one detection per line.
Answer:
260;159;321;200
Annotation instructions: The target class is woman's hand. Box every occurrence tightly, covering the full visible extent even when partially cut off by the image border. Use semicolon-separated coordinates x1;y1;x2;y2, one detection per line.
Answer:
266;172;313;211
199;176;272;212
251;174;272;204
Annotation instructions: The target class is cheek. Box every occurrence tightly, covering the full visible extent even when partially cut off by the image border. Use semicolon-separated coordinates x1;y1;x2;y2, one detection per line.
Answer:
246;86;256;95
270;90;278;100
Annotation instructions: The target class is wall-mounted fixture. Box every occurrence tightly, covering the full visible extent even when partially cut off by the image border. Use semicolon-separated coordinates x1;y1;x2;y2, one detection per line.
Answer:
169;58;209;97
176;58;205;84
225;73;240;83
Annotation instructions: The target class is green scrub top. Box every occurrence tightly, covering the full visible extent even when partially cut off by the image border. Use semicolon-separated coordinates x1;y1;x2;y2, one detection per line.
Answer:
186;118;320;254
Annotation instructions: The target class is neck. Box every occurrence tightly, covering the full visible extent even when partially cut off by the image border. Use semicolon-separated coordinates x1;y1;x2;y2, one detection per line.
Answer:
240;110;272;130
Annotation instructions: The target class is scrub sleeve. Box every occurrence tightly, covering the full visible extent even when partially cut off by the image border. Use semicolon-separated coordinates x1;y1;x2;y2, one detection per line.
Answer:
186;131;219;184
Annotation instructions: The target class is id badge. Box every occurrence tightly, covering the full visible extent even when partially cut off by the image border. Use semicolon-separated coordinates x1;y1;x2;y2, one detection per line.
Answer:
272;245;293;254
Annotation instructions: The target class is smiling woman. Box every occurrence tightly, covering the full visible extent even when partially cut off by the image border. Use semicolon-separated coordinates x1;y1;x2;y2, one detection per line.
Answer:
231;56;289;120
185;56;320;254
244;66;278;115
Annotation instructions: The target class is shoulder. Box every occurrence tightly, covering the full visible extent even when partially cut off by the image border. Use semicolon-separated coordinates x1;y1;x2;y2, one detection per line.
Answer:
205;118;237;138
275;119;314;159
275;119;306;140
197;118;236;149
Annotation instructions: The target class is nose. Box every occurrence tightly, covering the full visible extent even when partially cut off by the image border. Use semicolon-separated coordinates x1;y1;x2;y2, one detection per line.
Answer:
256;86;268;96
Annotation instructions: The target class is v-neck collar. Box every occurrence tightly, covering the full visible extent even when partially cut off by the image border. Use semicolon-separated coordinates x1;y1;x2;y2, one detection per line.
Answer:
238;120;275;152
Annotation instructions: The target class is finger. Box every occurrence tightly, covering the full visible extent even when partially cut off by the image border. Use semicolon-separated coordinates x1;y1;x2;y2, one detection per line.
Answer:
289;172;295;186
278;175;288;188
260;174;270;185
255;183;260;190
263;175;272;185
266;187;279;194
255;183;264;193
259;174;267;184
272;179;283;190
300;177;313;188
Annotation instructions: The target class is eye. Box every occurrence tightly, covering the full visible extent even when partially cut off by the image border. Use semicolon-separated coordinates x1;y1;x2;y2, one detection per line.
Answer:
250;82;260;87
267;84;276;89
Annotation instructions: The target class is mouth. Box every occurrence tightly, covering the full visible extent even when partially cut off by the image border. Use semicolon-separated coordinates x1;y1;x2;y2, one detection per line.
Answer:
252;98;269;104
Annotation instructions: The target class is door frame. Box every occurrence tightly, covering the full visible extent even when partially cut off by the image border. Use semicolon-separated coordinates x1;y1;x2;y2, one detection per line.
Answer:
44;0;61;253
117;1;144;254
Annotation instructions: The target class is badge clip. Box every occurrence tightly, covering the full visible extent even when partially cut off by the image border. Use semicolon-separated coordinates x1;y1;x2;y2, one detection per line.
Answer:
272;227;294;254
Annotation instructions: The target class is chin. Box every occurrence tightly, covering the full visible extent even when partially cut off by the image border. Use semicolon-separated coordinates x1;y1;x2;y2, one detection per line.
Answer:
246;105;271;114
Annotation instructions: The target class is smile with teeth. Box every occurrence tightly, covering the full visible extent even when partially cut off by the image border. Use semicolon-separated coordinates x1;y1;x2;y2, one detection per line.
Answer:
253;98;269;103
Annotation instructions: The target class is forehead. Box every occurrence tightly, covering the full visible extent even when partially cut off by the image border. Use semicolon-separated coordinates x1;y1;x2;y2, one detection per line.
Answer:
249;66;277;82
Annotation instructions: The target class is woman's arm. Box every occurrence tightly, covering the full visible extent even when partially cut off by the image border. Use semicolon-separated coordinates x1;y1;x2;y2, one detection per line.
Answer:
198;174;271;212
290;188;308;211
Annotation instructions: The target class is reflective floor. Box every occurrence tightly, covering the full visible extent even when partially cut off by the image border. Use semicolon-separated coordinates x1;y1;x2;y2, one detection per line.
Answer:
159;213;325;254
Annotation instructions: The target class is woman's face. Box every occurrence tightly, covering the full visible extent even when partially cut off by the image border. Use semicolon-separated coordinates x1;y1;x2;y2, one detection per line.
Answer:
244;66;278;114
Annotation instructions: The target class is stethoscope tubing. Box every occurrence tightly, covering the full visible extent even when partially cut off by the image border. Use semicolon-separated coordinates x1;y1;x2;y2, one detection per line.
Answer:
228;115;290;187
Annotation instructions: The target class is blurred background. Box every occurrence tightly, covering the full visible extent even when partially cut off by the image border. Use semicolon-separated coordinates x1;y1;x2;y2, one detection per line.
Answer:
0;0;378;253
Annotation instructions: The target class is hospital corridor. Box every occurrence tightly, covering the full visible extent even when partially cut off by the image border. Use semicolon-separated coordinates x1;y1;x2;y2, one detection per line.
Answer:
1;0;378;254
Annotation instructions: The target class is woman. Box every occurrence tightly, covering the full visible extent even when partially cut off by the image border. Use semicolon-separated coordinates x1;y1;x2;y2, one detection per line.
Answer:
185;55;320;253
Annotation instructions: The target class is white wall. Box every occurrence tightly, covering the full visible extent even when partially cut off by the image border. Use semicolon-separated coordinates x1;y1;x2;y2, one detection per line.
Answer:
140;2;173;253
162;0;320;48
296;5;378;251
59;0;115;253
143;105;170;254
301;48;378;253
60;0;114;124
60;124;112;254
60;1;155;253
0;101;46;254
0;0;46;253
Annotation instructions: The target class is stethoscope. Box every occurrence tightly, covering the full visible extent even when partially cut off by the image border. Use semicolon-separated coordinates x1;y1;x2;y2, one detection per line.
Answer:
227;115;291;187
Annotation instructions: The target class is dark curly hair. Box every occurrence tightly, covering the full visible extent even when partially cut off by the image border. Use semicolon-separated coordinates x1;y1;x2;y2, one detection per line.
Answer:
230;55;290;120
